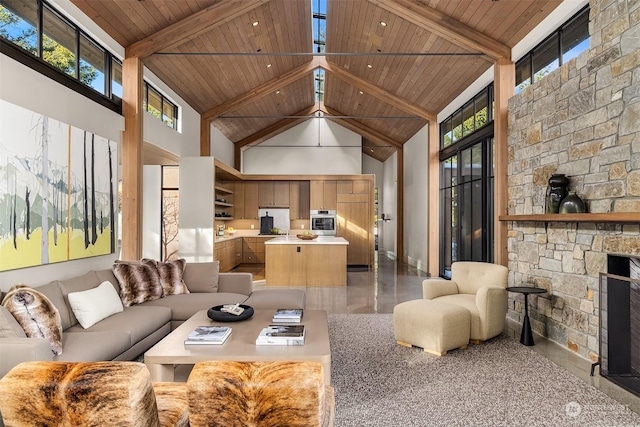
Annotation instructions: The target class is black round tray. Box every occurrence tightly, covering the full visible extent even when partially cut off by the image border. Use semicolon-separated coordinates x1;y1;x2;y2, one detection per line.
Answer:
207;304;254;322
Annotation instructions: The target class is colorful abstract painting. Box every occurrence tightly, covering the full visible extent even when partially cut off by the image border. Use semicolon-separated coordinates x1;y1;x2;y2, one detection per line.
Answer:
0;100;117;271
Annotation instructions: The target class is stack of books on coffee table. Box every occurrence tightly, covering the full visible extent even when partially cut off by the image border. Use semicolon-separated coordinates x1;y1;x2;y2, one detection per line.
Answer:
271;308;303;323
256;325;305;346
184;326;231;345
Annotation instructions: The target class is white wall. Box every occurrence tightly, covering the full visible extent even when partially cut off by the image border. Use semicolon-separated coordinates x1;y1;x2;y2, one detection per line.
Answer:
210;125;235;167
402;125;429;271
362;155;383;186
143;166;162;260
178;157;215;263
242;119;362;174
381;152;397;256
0;56;123;290
143;69;201;159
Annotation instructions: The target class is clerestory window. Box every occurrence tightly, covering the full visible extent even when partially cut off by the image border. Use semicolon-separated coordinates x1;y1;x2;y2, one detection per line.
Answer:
0;0;121;109
515;5;590;93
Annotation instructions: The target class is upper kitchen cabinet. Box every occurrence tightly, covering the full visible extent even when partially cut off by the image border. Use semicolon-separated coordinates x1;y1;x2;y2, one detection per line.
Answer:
290;181;310;219
337;180;369;195
229;181;259;220
259;181;290;208
233;182;245;219
243;182;259;219
310;180;337;210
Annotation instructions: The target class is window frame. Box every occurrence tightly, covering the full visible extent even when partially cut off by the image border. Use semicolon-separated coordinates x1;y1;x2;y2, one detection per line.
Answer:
0;0;121;112
515;5;590;91
439;84;495;278
144;81;179;131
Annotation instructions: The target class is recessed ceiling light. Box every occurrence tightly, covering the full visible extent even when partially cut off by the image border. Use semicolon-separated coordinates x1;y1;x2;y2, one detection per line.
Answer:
370;148;374;152
252;21;259;26
367;64;373;69
267;64;272;68
359;91;364;95
276;90;280;95
380;21;387;27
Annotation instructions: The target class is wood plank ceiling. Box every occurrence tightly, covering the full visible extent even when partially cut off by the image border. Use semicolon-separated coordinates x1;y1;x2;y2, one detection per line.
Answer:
71;0;562;163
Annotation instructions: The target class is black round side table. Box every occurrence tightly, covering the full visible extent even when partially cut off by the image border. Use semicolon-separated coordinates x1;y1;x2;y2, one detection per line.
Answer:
506;286;546;346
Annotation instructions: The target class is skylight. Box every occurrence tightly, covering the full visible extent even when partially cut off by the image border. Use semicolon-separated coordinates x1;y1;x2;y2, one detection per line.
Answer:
312;0;326;102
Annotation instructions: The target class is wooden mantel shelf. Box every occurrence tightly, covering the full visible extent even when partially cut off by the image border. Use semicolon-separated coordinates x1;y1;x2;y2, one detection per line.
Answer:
499;213;639;223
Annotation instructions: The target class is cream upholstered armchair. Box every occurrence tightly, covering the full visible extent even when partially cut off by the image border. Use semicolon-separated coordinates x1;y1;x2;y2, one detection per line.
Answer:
423;261;509;342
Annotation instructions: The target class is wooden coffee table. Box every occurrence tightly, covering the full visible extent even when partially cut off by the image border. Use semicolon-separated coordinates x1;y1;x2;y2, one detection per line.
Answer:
144;309;331;384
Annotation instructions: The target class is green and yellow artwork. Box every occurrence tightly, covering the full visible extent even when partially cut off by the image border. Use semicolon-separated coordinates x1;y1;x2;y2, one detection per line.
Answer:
0;100;117;271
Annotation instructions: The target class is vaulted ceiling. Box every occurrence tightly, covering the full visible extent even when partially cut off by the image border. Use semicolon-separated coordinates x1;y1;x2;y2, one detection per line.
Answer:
71;0;562;163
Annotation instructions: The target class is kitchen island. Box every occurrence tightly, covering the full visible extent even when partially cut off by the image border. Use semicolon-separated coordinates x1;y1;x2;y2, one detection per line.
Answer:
265;236;348;287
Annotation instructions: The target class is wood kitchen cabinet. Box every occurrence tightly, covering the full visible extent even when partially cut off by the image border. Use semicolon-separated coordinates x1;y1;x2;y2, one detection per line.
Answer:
265;241;347;286
289;181;310;219
215;237;242;272
258;181;289;207
337;180;369;195
231;181;257;220
243;182;259;219
242;237;267;263
310;180;337;210
337;201;371;266
233;182;245;219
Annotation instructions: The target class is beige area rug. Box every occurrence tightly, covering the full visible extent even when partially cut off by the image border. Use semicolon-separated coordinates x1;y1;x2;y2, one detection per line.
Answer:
328;314;640;427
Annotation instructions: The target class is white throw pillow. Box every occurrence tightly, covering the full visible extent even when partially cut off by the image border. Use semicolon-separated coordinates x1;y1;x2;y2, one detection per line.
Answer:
68;281;124;329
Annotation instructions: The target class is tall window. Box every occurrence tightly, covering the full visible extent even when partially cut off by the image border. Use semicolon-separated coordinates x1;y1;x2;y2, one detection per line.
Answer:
516;5;589;92
0;0;121;106
439;85;494;278
161;166;179;261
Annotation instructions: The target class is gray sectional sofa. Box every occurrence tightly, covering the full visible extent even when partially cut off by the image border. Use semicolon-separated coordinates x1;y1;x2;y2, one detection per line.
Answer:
0;261;305;378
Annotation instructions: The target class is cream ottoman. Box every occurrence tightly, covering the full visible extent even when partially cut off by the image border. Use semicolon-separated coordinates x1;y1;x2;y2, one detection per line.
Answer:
393;299;470;356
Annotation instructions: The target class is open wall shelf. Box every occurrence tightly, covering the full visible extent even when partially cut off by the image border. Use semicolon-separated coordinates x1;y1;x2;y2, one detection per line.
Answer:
499;213;639;224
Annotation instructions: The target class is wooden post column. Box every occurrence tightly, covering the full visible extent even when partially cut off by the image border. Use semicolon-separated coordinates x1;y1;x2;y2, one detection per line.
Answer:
200;117;211;157
493;58;514;266
121;56;144;260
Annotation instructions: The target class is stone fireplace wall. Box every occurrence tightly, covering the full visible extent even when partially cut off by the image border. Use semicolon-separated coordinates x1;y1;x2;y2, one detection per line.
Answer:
506;0;640;361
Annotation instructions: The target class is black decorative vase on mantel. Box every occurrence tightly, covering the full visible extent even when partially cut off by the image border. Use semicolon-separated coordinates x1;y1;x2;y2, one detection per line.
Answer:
545;173;569;214
559;191;587;213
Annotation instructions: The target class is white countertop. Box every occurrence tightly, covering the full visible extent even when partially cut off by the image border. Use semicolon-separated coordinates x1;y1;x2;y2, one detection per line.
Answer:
264;236;349;245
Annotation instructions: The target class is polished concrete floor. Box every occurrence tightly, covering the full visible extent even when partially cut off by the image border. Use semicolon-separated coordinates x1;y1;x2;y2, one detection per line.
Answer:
244;251;640;414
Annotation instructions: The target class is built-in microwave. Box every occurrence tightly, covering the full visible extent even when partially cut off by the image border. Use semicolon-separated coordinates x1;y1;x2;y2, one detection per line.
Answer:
310;210;337;236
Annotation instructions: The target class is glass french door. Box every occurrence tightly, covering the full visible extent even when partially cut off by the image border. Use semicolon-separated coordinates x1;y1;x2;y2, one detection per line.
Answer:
440;137;494;278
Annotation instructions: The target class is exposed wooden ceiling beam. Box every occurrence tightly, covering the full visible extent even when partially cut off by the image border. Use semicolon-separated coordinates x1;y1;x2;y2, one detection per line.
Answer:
237;103;320;149
318;57;436;122
322;105;403;150
126;0;267;59
203;57;321;121
369;0;511;61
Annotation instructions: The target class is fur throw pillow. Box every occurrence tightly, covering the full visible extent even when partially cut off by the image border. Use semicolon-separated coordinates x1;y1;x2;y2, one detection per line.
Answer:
1;285;63;355
148;258;190;296
113;260;164;307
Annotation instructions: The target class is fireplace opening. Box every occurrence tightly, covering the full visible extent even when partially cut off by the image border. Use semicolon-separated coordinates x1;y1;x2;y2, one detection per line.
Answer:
599;255;640;397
